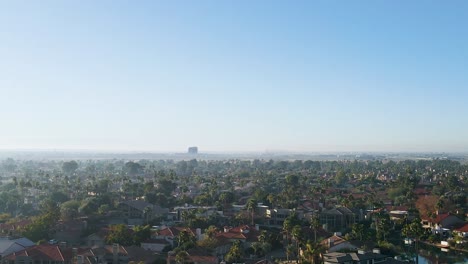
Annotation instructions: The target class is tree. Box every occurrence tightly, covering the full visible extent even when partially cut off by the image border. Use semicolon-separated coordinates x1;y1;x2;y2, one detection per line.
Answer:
219;191;234;209
79;197;99;215
22;215;52;242
175;251;190;264
143;206;153;225
246;198;257;225
251;242;262;257
106;224;133;246
98;204;110;215
125;161;144;175
302;240;324;264
133;225;151;245
176;229;196;250
402;218;424;240
351;223;365;241
376;214;391;242
60;200;80;220
283;213;301;244
335;170;348;186
309;215;320;243
225;240;243;264
204;225;218;239
62;160;78;175
292;225;303;260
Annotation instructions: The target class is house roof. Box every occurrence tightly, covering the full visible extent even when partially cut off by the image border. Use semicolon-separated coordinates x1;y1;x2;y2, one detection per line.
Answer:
142;238;170;244
321;207;353;215
421;213;453;224
323;252;387;263
0;237;34;254
4;245;65;261
125;245;160;263
322;252;354;263
120;200;160;211
454;222;468;232
91;245;128;256
87;227;110;239
157;227;195;238
320;235;349;248
216;225;260;242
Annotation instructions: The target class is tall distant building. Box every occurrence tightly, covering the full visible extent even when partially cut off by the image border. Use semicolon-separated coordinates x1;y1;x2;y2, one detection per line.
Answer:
188;146;198;154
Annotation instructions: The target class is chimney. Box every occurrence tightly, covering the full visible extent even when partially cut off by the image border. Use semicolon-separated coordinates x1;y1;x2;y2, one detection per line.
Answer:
328;239;333;248
196;228;202;240
255;224;259;231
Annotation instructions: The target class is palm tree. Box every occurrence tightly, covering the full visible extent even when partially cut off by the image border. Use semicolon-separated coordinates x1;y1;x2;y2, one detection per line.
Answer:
302;240;324;264
436;198;445;211
143;206;152;225
246;198;257;225
283;218;292;242
219;191;234;210
310;215;320;243
291;225;303;263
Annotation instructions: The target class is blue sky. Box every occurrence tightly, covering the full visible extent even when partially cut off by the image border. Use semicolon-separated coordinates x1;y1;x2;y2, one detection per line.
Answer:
0;1;467;152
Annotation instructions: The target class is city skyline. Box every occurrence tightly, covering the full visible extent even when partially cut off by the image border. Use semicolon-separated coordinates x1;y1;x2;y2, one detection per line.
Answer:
1;1;467;153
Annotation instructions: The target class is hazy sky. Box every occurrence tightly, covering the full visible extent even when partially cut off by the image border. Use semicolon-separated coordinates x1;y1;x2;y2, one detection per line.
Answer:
1;1;467;152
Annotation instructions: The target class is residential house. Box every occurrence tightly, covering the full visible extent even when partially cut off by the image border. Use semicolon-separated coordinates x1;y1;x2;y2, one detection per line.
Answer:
0;237;35;258
216;225;260;247
153;227;198;248
140;238;171;252
172;205;219;222
124;246;161;264
266;208;304;226
320;234;358;253
53;219;88;245
118;200;169;225
453;222;468;238
1;244;97;264
320;207;356;232
421;212;465;236
90;244;129;264
86;229;108;247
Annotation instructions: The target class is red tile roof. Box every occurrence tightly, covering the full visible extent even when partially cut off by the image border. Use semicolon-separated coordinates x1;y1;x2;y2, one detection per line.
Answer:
157;227;195;237
454;222;468;232
5;245;65;261
217;225;260;242
320;235;348;248
421;213;451;224
5;244;126;264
